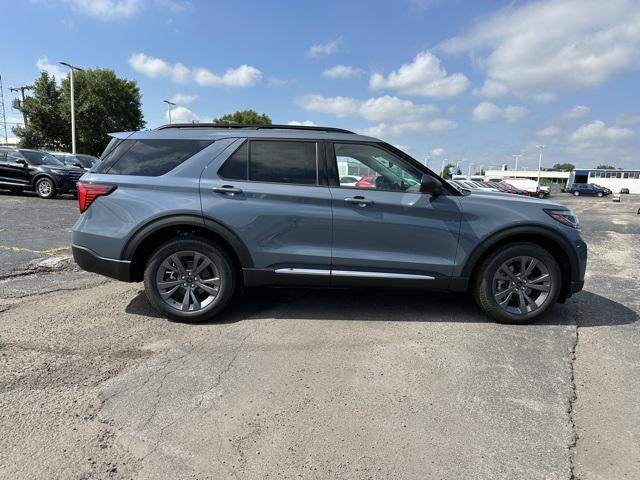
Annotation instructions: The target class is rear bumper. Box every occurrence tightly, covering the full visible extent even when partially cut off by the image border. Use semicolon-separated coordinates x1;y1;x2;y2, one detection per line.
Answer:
72;244;132;281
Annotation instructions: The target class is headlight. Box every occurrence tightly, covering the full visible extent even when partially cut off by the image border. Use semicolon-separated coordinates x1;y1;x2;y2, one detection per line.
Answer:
544;209;580;229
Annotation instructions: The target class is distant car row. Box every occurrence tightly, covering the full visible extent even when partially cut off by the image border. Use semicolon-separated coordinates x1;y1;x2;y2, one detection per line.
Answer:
0;147;99;199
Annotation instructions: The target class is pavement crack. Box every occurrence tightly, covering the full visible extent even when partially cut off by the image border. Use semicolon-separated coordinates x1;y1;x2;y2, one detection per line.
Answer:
567;320;580;480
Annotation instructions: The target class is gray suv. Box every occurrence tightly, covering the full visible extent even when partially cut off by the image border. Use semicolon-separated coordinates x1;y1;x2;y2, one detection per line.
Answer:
72;124;587;324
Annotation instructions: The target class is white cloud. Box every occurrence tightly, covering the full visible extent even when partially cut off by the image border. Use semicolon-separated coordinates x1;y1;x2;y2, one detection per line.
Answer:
569;120;633;144
167;105;199;124
296;94;440;125
615;113;640;126
369;51;469;98
168;93;197;104
267;77;295;87
295;95;360;118
431;147;445;157
193;65;262;87
537;126;561;137
441;0;640;100
472;101;528;122
357;119;457;137
307;37;342;57
563;105;590;119
36;57;68;84
129;53;261;87
66;0;141;20
322;65;362;79
287;120;317;126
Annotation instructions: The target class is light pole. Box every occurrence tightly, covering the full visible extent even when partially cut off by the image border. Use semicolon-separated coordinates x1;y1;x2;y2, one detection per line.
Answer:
60;62;84;154
512;154;521;172
536;145;544;187
163;100;176;124
424;154;431;168
440;158;446;177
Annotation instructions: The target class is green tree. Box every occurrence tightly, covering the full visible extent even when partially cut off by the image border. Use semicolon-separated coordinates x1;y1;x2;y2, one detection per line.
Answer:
13;72;66;150
60;69;145;156
596;164;616;169
212;109;271;125
441;163;457;179
552;162;575;171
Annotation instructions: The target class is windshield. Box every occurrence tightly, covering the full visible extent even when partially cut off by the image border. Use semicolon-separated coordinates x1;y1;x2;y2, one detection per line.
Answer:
21;150;64;166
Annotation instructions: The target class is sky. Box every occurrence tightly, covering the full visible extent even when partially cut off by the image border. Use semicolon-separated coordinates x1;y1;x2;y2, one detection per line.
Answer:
1;0;639;170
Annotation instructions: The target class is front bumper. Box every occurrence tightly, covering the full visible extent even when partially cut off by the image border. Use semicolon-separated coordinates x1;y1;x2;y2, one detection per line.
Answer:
72;244;132;281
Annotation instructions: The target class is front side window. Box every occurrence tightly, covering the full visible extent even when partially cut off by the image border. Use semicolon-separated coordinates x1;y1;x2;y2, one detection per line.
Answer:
94;139;213;176
333;143;422;192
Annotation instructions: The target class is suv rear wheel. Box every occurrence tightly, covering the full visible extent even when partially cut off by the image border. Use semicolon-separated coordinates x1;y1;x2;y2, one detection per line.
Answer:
473;243;561;324
143;237;235;323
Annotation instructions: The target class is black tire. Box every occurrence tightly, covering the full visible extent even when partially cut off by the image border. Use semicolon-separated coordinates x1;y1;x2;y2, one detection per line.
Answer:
538;192;545;198
143;237;236;323
472;243;561;324
35;177;57;199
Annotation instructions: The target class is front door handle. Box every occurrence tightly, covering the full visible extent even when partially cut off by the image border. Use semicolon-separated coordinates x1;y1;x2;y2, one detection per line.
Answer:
213;185;243;196
344;196;373;207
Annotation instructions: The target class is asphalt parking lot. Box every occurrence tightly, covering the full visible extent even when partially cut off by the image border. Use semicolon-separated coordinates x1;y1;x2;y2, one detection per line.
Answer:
1;192;638;479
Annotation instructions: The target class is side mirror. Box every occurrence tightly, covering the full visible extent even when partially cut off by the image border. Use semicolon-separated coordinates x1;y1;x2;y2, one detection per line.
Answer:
16;159;28;167
420;174;443;196
74;162;83;168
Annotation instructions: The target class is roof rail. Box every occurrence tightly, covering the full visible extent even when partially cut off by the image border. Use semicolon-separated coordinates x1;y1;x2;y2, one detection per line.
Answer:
155;123;355;134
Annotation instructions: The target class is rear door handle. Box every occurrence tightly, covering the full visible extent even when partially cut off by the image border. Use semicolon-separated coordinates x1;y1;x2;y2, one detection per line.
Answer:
344;196;373;207
213;185;243;196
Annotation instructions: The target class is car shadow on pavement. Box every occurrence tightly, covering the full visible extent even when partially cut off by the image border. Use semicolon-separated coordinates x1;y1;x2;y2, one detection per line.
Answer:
125;287;637;327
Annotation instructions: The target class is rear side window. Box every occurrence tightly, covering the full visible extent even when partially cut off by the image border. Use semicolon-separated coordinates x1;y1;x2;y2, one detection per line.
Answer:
218;140;318;185
94;139;213;176
250;141;316;184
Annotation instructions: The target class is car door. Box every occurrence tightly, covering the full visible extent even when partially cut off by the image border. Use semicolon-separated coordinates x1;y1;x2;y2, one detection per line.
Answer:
200;138;332;284
0;150;31;186
327;142;462;286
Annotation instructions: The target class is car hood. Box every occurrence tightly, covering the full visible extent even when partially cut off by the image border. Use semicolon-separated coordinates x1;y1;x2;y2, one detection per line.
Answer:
461;189;563;208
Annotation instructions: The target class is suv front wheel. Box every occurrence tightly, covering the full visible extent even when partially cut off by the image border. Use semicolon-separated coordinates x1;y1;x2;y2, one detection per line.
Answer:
143;237;236;323
36;177;57;199
473;243;561;324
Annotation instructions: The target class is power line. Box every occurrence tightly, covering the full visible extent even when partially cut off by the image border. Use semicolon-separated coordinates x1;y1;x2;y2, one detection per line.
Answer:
9;84;34;126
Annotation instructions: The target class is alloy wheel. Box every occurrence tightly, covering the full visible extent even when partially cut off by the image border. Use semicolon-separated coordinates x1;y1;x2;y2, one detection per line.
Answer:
155;250;221;312
492;256;552;316
38;179;53;197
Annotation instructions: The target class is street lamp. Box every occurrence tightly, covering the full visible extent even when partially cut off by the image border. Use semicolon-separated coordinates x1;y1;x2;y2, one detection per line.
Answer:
163;100;176;124
59;62;84;154
512;154;521;171
536;145;545;187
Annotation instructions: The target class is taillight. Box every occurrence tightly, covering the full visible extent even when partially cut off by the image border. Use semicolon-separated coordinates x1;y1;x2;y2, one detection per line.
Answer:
77;182;116;213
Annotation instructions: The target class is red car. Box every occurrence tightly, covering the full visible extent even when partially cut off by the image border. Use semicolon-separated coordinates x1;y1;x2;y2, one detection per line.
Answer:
355;175;378;188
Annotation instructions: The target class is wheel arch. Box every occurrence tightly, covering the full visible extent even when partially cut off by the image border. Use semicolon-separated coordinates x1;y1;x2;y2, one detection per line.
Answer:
462;225;579;302
122;214;254;282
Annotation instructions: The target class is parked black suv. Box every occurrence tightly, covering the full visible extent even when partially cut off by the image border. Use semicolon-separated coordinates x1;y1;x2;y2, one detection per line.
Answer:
0;148;84;198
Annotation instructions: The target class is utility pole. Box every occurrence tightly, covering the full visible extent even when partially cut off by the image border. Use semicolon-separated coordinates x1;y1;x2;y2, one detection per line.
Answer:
536;145;544;187
440;158;446;177
163;100;176;124
60;62;84;154
0;75;8;145
512;154;521;171
9;84;34;126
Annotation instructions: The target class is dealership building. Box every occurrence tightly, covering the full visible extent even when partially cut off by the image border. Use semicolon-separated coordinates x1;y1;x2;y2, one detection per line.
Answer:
485;168;640;193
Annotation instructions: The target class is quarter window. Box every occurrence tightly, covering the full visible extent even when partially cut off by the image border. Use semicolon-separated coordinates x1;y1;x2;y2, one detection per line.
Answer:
94;139;213;176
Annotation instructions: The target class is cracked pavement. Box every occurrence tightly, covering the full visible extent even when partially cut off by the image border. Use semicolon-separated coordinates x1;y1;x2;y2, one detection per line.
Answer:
0;193;638;479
